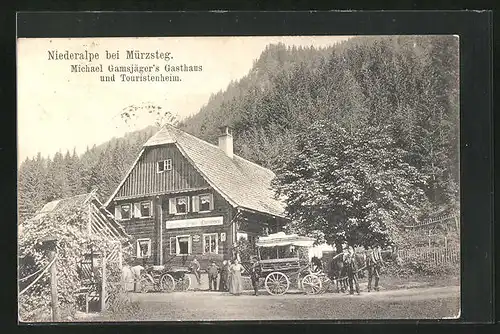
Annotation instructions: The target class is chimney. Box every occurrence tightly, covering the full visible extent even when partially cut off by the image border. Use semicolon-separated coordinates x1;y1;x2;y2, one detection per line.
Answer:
218;126;234;159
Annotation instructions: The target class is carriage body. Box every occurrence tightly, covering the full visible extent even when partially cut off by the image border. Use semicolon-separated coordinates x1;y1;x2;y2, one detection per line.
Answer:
252;232;326;295
139;264;191;293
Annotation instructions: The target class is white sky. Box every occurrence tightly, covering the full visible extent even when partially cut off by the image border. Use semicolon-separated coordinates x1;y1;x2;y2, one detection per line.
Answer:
17;36;350;164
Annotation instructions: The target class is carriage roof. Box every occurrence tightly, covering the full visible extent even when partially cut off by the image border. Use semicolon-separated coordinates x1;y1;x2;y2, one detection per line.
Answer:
255;232;316;248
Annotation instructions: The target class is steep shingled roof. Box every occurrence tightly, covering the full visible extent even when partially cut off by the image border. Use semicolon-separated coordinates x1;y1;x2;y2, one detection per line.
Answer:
107;124;286;218
26;191;131;242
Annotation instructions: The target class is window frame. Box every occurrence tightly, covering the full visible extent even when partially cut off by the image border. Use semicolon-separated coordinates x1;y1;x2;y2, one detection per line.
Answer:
174;196;189;215
119;203;132;220
139;200;152;218
157;159;172;174
175;235;192;256
203;233;219;254
198;193;214;213
136;238;152;259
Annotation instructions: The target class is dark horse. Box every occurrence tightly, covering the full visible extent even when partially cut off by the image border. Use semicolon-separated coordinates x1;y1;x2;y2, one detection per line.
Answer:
310;256;323;273
327;251;365;293
326;246;399;293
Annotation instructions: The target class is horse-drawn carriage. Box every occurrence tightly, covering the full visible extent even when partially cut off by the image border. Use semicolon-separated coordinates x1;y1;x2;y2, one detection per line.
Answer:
137;257;192;293
247;232;331;295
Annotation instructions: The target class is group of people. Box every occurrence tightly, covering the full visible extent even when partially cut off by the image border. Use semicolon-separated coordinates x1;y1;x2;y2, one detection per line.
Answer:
340;245;385;295
189;257;261;296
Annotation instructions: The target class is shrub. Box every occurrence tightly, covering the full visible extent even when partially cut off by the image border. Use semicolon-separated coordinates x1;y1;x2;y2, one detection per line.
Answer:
384;252;459;278
18;206;127;322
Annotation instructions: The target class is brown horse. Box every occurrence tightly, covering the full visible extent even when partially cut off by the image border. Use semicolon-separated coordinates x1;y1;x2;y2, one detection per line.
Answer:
327;252;349;293
327;247;399;293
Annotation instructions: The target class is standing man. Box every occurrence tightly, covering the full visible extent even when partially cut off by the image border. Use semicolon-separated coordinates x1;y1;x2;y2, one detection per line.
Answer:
189;256;201;286
219;260;229;292
207;261;219;291
344;246;360;295
250;257;261;296
367;245;384;292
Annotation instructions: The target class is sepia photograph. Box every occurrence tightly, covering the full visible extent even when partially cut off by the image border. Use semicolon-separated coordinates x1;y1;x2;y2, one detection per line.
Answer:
17;34;460;322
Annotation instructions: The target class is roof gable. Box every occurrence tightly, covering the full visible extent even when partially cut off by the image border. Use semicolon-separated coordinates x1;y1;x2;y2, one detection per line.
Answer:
27;191;131;242
107;125;285;217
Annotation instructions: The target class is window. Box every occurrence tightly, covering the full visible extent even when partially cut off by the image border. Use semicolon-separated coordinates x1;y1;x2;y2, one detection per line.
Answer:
176;197;188;213
141;202;151;217
169;196;189;215
134;201;152;218
203;233;218;254
191;193;214;212
136;238;151;258
170;235;191;255
157;159;172;173
115;204;131;220
200;194;212;212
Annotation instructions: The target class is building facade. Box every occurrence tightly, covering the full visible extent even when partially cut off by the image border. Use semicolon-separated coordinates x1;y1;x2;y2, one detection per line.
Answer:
105;125;288;268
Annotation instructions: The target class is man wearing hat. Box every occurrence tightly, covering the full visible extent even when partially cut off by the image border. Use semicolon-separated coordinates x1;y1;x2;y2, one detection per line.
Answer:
219;260;229;292
367;245;384;292
207;261;219;291
344;246;360;295
250;256;261;296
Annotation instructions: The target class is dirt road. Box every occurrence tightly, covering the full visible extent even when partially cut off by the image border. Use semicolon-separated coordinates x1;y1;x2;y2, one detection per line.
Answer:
96;285;460;321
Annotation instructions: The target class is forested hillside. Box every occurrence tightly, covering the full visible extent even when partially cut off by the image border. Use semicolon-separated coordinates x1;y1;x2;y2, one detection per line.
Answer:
179;36;459;215
18;36;459;231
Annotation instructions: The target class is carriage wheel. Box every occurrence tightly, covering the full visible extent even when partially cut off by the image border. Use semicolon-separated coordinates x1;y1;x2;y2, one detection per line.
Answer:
139;276;151;293
176;275;191;291
160;274;175;292
265;272;290;295
301;274;322;295
319;275;331;293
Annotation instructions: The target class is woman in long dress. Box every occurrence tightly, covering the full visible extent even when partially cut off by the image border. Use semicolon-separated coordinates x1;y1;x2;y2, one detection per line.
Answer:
229;259;244;295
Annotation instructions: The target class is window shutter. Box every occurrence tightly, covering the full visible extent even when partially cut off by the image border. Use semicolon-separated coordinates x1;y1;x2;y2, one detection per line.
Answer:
114;206;122;220
188;236;192;254
186;197;190;212
170;237;177;255
192;195;199;212
133;203;141;218
169;198;177;214
209;194;214;210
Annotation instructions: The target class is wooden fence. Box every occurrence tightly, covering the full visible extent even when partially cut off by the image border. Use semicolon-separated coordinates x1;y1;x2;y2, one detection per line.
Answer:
397;247;460;265
402;213;460;231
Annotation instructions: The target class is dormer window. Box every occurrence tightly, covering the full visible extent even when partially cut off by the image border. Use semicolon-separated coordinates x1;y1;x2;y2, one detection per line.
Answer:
157;159;172;173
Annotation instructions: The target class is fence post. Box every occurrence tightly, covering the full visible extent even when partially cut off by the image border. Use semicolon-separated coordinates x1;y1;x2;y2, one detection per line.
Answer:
101;250;107;312
42;238;59;322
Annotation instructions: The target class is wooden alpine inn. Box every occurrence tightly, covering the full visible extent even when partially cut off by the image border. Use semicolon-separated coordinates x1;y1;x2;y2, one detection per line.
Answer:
105;125;288;268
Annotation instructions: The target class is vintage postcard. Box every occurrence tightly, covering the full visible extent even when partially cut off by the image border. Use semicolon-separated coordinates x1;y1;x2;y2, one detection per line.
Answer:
17;35;460;322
